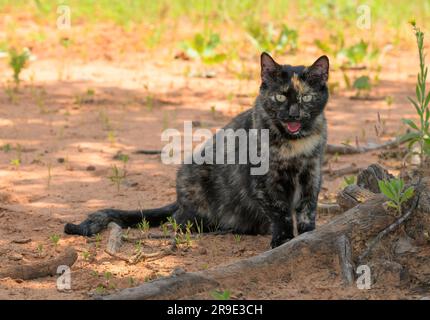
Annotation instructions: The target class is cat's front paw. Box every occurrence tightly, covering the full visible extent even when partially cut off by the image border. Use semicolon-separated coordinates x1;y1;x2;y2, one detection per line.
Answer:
270;235;292;248
297;222;316;235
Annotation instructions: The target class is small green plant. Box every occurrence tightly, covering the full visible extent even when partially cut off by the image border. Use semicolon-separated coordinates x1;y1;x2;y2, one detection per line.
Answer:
47;163;52;189
107;130;116;145
385;95;394;106
75;88;95;106
108;164;125;192
161;222;169;237
134;240;143;253
95;233;102;248
10;158;21;168
338;40;379;67
211;290;231;300
35;88;48;113
99;110;112;131
247;22;298;54
103;271;115;289
343;176;356;187
82;250;91;261
401;22;430;165
210;105;216;119
378;178;415;216
2;144;12;153
137;218;150;234
117;153;129;177
181;32;226;65
36;244;44;257
167;216;179;234
49;234;60;246
145;95;154;111
234;234;242;244
8;47;31;87
95;284;107;295
194;218;204;238
315;32;345;60
353;76;372;97
104;271;112;282
185;220;193;247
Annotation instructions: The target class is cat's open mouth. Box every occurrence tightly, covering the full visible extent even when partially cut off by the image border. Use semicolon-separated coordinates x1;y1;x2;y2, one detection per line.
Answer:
285;122;302;134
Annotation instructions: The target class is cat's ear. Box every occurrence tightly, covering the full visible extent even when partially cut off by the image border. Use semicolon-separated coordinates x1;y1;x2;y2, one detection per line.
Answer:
305;55;329;86
261;52;280;83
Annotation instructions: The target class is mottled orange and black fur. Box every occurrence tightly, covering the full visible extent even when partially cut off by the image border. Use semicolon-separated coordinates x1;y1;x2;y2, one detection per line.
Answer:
65;53;329;248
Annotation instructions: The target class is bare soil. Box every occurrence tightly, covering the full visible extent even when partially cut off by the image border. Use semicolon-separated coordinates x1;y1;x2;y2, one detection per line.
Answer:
0;23;429;300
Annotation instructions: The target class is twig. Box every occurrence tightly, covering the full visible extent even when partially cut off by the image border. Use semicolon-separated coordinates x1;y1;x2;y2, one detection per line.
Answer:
358;186;422;264
129;248;173;264
104;250;130;262
105;247;173;264
325;137;403;155
323;163;361;179
133;150;162;155
122;233;175;242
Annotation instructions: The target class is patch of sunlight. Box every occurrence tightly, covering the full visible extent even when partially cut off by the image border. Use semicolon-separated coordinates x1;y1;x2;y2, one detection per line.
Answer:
0;118;14;126
28;202;68;209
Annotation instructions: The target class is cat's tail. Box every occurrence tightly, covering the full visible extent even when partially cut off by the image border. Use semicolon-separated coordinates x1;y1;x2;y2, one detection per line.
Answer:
64;202;178;236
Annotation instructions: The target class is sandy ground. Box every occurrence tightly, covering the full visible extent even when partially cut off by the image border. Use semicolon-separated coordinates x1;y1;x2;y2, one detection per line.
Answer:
0;23;428;299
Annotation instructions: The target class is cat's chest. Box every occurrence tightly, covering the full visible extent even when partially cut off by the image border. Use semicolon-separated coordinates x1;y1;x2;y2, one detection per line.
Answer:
276;134;322;161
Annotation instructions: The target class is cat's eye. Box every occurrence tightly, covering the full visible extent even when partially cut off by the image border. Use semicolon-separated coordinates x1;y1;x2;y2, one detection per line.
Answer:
275;94;287;102
302;95;312;102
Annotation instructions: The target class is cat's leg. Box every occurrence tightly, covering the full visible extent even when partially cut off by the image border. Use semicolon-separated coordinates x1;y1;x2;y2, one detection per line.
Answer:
270;213;294;248
296;163;321;234
260;202;294;248
256;189;295;247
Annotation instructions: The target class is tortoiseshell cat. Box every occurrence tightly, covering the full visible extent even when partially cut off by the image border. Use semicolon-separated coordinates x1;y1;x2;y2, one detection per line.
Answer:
65;53;329;248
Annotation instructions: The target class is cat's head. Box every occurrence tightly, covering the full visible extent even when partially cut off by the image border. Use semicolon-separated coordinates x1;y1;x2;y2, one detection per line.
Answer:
258;52;329;139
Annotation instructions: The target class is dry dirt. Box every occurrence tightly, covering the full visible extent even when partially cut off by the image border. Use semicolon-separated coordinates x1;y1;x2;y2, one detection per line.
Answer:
0;23;429;300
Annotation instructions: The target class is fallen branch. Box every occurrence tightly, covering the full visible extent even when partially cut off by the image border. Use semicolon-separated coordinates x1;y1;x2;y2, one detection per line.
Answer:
325;137;402;155
323;163;361;179
0;247;77;280
100;194;393;300
133;150;162;155
105;247;173;265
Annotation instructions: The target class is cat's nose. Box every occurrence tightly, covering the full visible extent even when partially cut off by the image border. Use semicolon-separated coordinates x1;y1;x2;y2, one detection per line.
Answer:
288;104;300;119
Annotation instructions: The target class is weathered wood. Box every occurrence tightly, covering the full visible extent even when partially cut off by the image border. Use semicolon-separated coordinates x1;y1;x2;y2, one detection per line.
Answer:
357;163;394;193
101;194;393;300
317;202;341;215
106;222;123;254
358;181;422;264
336;234;355;286
336;184;376;211
0;247;77;280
